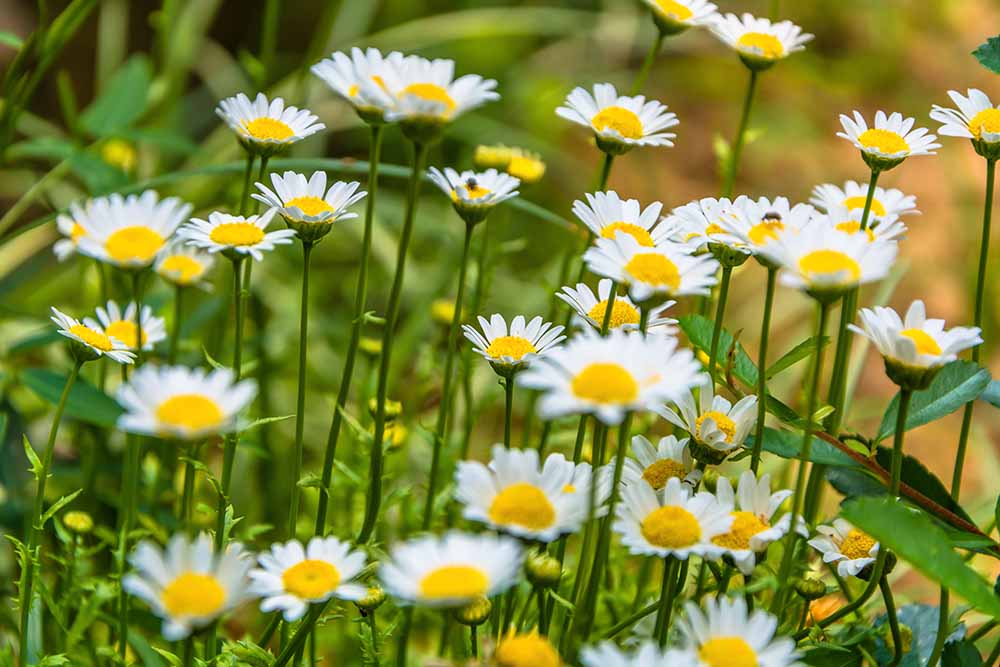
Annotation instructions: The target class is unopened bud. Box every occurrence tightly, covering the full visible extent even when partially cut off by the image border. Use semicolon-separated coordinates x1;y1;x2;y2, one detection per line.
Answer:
64;511;94;534
525;553;562;589
368;398;402;421
792;577;827;601
355;585;387;613
454;595;492;626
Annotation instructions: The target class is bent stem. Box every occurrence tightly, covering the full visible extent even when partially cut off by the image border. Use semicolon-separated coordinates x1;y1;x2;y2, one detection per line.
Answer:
216;257;246;550
880;576;903;667
750;266;776;472
721;68;759;198
287;241;314;539
631;31;664;95
707;266;732;384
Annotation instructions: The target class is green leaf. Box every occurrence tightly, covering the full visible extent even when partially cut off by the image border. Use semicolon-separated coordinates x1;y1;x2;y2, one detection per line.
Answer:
21;368;123;428
80;55;152;135
243;415;294;431
842;497;1000;619
751;426;859;467
973;35;1000;75
943;640;983;667
766;336;830;379
980;379;1000;408
877;361;990;441
23;435;43;480
39;489;82;528
801;647;862;667
678;314;758;386
0;30;24;50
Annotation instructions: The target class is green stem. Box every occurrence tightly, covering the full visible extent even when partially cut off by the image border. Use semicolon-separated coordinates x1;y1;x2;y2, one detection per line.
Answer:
216;258;245;550
654;557;679;647
600;282;619;335
256;156;271;214
240;153;256;216
858;169;881;231
469;625;478;658
367;610;380;667
396;608;414;667
169;284;183;364
750;267;776;472
537;588;550;635
707;266;732;383
890;390;912;498
985;635;1000;666
273;603;326;667
598;153;614;191
631;31;664;95
180;446;196;532
117;432;140;662
287;241;313;539
721;69;759;199
605;601;658;639
182;635;195;667
503;375;515;450
880;576;903;667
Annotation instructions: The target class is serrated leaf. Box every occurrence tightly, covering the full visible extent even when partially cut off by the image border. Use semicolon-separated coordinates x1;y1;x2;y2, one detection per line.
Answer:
973;36;1000;74
243;414;294;431
39;489;82;528
877;361;990;441
750;426;859;467
80;55;152;135
21;368;123;428
23;435;43;480
766;335;829;379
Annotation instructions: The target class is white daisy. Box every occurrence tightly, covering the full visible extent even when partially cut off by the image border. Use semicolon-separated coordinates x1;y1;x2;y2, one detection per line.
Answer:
215;92;324;154
639;0;719;35
253;171;366;242
581;641;679;667
557;278;677;334
50;307;135;365
812;205;908;244
519;328;705;426
86;300;166;352
462;314;565;373
428;167;520;224
930;88;1000;146
53;201;92;261
572;191;670;248
674;595;801;667
622;434;694;491
722;196;817;251
249;537;368;621
564;460;613;510
380;55;499;125
154;240;217;288
379;531;522;608
810;180;919;224
179;209;295;262
808;518;879;578
662;197;747;254
657;378;757;459
556;83;679;154
115;364;257;440
710;13;813;70
310;47;403;122
837;110;940;170
123;533;252;641
74;191;192;269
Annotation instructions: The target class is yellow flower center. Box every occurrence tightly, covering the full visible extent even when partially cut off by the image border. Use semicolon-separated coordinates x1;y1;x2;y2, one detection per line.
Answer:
495;634;561;667
485;335;537;361
900;328;942;356
641;505;702;548
401;83;456;113
857;128;909;155
68;324;113;352
642;459;688;490
840;529;876;560
209;222;265;247
698;637;758;667
624;253;681;291
654;0;693;20
834;221;876;242
452;184;492;201
70;222;86;242
736;32;785;59
798;249;861;283
571;363;639;404
591;106;644;140
489;483;557;531
285;196;334;218
586;298;641;328
282;559;341;600
155;394;225;432
601;221;655;247
704;223;726;236
104;320;146;350
968;108;1000;140
843;195;887;218
159;255;206;284
105;226;165;264
695;410;737;442
161;572;226;618
243;117;294;141
712;511;770;550
507;155;545;182
748;220;784;245
419;565;488;600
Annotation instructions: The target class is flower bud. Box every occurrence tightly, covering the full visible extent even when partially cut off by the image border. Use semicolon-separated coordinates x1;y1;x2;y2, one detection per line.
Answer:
355;585;387;613
792;577;827;601
359;337;382;358
454;595;492;626
525;553;562;590
64;510;94;535
368;398;402;421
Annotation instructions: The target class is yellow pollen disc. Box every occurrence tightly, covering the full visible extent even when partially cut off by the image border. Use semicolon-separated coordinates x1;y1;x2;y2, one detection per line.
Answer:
419;565;488;600
591;106;644;140
489;483;557;531
843;195;887;218
641;505;702;549
104;320;146;350
968;108;1000;140
156;394;225;432
655;0;694;20
282;559;341;600
695;410;737;442
401;83;456;113
495;634;561;667
452;185;492;201
835;221;876;242
642;459;688;490
571;363;639;404
562;484;577;494
68;324;113;352
210;222;265;247
160;255;205;284
243;117;294;141
712;511;769;550
105;226;165;264
161;572;226;618
900;328;942;356
624;253;681;291
285;196;334;218
601;221;654;247
736;32;785;59
748;219;784;245
840;529;876;560
857;128;909;155
71;222;86;242
798;250;861;283
704;223;726;236
698;637;758;667
485;335;537;361
586;298;641;329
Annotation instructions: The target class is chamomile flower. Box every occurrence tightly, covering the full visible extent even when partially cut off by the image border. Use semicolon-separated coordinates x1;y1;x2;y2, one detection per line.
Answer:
116;365;257;440
379;531;522;607
310;47;402;123
572;191;669;247
564;460;612;509
253;171;366;242
808;518;879;578
710;13;813;71
474;144;547;183
495;632;562;667
215;93;324;156
88;300;166;352
813;206;908;244
622;434;694;491
639;0;719;36
810;180;918;224
557;278;677;334
931;89;1000;158
519;328;704;426
556;83;679;155
674;595;801;667
722;196;817;252
155;241;216;288
74;191;191;270
123;533;252;641
657;379;757;464
663;197;749;265
50;307;135;365
462;314;565;374
838;110;940;171
614;476;731;560
53;202;91;261
428;167;520;225
179;209;295;262
249;537;368;621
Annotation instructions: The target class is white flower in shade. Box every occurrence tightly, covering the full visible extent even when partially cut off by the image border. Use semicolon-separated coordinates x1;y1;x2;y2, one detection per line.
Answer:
675;595;801;667
74;191;191;269
53;201;91;261
812;206;908;244
123;533;252;641
615;477;731;560
663;197;747;253
254;171;366;224
50;307;135;365
638;0;719;35
249;537;368;621
519;328;705;426
838;111;940;169
808;518;879;578
558;278;677;335
572;191;669;248
722;196;817;251
428;167;520;224
810;180;919;224
155;240;216;288
116;365;257;440
581;641;679;667
556;83;679;154
657;378;757;455
462;314;565;372
87;300;166;352
931;89;1000;145
379;531;522;608
712;471;805;575
710;14;813;69
380;55;499;124
215;93;324;154
455;445;590;542
310;47;403;121
179;209;295;262
622;434;694;491
584;234;719;304
564;460;613;510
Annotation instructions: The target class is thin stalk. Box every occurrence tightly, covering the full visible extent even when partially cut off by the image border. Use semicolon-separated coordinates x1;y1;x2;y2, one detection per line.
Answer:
117;432;140;662
396;608;414;667
858;169;881;232
537;588;550;635
890;391;912;498
750;266;776;472
367;610;380;667
707;266;732;383
256;156;271;213
169;285;183;364
631;31;664;95
240;154;256;215
721;69;759;198
182;635;195;667
605;601;658;639
880;577;903;667
180;448;196;532
654;557;679;647
286;241;314;539
985;636;1000;666
503;375;515;449
257;614;281;647
598;153;614;191
216;258;245;550
470;625;478;658
273;603;327;667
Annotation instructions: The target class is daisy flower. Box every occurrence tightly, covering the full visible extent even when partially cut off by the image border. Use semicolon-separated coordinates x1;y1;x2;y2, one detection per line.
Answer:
722;196;816;252
639;0;719;36
462;314;565;375
155;240;216;289
656;378;757;463
250;537;368;621
930;88;1000;157
556;83;679;155
474;144;546;183
74;191;191;270
837;110;940;171
116;365;257;440
253;171;366;243
674;595;801;667
123;533;252;641
581;641;678;667
50;307;135;365
495;632;562;667
380;55;499;132
557;278;677;334
53;201;91;261
88;300;166;352
519;328;704;426
310;47;403;123
812;205;908;244
622;434;694;491
563;460;613;509
379;531;522;608
663;197;749;262
428;167;520;225
810;180;918;224
614;476;731;560
179;209;295;262
710;13;813;70
808;518;879;578
215;92;324;156
572;191;669;247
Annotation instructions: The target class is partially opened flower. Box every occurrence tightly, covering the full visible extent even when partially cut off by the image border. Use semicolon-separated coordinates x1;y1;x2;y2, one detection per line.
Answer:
674;595;800;667
710;13;813;71
556;83;679;155
155;240;216;289
53;202;91;261
310;47;403;123
723;196;816;254
810;180;918;225
253;171;366;243
931;88;1000;158
657;378;757;464
495;632;562;667
75;191;191;270
663;197;750;266
50;307;135;365
88;300;166;352
179;209;295;262
474;144;547;183
557;278;677;335
428;167;520;225
572;191;669;247
639;0;719;36
622;434;694;491
216;92;324;156
838;110;940;171
462;314;564;375
808;518;879;578
123;533;252;641
812;205;908;244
